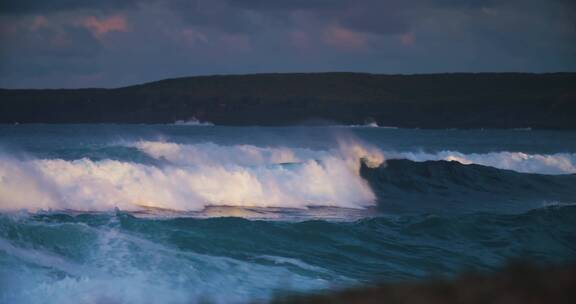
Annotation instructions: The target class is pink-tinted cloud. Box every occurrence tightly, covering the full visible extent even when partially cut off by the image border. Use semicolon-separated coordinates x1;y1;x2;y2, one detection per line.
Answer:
50;31;70;48
322;26;368;51
289;30;312;50
30;16;49;31
0;21;18;36
82;15;128;38
181;28;208;47
400;32;415;46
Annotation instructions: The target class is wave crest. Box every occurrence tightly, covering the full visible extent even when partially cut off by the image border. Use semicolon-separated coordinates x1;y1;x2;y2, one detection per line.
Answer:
388;151;576;175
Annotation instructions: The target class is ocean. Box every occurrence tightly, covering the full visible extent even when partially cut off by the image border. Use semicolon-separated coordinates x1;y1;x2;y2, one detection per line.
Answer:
1;124;575;303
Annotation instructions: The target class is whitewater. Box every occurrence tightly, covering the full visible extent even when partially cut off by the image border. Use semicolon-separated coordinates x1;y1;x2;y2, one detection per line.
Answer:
1;124;575;303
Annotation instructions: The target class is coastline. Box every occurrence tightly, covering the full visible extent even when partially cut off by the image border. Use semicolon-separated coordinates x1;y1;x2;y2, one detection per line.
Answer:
2;72;575;129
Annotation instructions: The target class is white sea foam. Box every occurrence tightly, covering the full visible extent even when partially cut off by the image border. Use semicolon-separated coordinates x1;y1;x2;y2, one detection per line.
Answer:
351;122;379;128
0;223;335;304
0;140;384;212
339;122;398;129
173;117;214;126
133;141;325;167
388;150;576;175
0;237;88;277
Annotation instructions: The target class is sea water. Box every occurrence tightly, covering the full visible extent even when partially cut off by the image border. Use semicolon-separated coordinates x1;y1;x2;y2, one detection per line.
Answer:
1;124;575;303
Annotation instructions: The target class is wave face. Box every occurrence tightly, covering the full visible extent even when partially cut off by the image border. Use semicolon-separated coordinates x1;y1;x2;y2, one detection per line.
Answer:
363;159;576;213
1;206;575;303
1;125;576;303
387;150;576;175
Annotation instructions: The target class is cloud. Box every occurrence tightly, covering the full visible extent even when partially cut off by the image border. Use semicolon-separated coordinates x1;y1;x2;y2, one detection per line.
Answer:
29;15;49;30
0;0;575;88
81;15;128;38
334;0;413;35
0;0;143;15
180;28;208;47
322;26;369;50
289;30;312;50
0;15;100;57
400;32;415;46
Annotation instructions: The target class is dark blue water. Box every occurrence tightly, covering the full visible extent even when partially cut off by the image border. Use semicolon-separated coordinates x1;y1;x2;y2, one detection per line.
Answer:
1;124;575;303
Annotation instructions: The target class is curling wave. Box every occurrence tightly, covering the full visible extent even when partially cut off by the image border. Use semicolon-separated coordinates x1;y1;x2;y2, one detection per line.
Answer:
388;150;576;175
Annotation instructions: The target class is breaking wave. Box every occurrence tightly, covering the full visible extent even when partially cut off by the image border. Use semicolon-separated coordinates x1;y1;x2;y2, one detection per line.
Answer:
173;117;214;126
0;140;384;212
1;138;575;213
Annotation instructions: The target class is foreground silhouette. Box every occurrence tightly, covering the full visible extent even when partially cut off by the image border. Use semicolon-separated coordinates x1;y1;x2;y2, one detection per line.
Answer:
275;263;576;304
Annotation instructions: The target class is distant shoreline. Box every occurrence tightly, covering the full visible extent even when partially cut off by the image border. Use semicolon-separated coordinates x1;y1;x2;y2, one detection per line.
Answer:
1;72;575;129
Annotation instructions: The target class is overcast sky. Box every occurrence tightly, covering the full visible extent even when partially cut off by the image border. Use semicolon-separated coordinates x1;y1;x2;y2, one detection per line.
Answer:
0;0;574;88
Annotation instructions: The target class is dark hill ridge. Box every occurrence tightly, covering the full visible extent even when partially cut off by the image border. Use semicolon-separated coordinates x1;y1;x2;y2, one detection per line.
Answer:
1;72;575;128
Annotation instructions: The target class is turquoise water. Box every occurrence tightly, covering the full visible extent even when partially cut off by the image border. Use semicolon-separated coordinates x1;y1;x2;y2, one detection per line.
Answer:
1;125;575;303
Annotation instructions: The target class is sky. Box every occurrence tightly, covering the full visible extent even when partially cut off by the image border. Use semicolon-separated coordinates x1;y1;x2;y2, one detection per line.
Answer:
0;0;575;88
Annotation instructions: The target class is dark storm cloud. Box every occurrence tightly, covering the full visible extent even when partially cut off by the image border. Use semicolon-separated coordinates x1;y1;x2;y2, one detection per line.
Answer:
0;0;574;88
163;0;417;38
165;0;264;33
334;0;413;35
226;0;349;10
0;0;144;15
